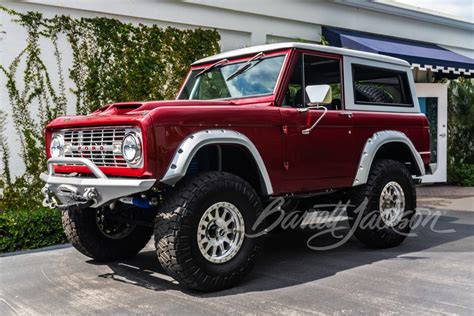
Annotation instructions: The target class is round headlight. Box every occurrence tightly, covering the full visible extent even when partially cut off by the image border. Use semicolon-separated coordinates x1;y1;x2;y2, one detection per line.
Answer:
50;134;64;158
122;132;141;164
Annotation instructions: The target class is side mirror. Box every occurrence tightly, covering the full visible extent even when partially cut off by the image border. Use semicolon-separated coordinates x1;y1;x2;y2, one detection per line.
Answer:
305;84;332;105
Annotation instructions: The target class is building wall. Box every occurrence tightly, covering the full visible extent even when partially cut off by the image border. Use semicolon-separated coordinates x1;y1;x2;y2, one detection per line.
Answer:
15;0;472;55
1;0;472;177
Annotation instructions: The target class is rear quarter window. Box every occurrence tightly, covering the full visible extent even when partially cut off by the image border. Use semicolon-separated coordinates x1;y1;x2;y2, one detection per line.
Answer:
352;64;413;107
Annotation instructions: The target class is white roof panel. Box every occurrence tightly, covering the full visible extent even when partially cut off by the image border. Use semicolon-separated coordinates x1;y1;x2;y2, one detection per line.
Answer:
193;42;410;67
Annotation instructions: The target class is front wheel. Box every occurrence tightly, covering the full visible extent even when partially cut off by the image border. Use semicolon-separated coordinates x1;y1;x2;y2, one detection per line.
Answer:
347;159;416;248
62;206;153;261
154;172;263;292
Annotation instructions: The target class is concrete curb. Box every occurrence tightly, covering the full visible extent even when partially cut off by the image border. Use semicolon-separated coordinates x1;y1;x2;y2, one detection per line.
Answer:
0;243;72;258
416;185;474;198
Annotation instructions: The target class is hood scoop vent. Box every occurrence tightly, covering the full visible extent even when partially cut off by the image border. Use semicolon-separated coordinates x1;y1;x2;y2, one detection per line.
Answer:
94;103;144;115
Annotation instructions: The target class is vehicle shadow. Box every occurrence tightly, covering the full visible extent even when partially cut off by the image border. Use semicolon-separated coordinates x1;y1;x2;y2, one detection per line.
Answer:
92;208;474;297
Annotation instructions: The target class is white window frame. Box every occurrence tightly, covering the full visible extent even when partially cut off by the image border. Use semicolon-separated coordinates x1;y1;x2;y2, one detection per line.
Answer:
343;56;420;113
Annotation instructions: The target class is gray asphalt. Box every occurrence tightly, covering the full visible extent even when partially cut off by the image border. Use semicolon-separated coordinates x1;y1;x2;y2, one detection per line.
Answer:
1;204;473;315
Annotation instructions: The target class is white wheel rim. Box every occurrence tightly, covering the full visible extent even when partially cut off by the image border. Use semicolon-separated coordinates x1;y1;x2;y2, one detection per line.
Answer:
197;202;245;264
379;181;405;227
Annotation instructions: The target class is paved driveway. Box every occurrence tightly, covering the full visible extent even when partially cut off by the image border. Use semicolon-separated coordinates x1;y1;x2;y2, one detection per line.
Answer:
1;197;473;315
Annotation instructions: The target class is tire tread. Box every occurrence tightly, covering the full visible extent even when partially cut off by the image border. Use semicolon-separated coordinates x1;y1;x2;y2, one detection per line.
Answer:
154;171;262;291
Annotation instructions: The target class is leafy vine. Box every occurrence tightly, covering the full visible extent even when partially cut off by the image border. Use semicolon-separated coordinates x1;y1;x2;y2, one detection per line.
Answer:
0;6;220;211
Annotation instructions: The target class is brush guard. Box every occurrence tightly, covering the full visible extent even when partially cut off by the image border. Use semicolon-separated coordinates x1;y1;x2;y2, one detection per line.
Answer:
40;157;156;209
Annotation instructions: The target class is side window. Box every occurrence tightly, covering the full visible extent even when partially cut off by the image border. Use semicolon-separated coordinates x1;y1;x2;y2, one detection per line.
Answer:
283;53;343;110
352;64;413;106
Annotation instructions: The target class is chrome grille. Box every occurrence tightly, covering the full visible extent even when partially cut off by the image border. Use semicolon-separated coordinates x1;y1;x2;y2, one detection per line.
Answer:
62;127;128;167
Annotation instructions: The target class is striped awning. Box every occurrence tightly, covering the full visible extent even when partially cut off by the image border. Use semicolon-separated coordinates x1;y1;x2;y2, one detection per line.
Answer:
410;63;472;76
322;28;474;77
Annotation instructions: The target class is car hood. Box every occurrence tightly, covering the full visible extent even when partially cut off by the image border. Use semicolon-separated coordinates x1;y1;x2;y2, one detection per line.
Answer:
46;100;237;129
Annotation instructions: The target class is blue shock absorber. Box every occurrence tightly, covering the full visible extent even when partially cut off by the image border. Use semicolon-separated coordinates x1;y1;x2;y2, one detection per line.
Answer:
132;197;151;209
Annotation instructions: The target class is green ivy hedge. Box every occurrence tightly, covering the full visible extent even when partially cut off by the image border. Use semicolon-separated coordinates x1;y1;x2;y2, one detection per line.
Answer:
448;164;474;187
0;208;66;253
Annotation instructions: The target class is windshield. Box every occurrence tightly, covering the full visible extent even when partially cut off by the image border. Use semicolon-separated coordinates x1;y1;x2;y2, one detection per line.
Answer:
178;55;285;100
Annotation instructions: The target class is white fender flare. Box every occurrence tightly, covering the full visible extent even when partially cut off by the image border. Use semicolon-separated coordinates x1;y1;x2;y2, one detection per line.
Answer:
353;130;425;186
160;129;274;195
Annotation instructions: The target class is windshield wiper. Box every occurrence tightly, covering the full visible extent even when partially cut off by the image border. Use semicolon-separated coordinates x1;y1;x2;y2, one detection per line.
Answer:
226;52;265;81
194;58;229;78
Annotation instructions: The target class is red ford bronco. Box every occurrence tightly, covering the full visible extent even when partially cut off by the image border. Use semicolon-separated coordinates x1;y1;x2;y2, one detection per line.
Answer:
41;43;431;291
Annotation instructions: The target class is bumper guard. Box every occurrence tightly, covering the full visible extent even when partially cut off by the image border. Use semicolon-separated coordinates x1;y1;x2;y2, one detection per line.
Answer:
40;157;156;208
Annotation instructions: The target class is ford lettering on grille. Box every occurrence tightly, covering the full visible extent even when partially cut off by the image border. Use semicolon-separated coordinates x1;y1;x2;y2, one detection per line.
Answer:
62;127;128;167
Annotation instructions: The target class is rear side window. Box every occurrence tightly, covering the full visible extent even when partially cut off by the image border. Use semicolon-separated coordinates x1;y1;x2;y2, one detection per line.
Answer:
352;64;413;106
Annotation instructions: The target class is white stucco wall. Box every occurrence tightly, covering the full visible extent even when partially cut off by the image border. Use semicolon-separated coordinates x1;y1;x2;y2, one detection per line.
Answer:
1;0;472;178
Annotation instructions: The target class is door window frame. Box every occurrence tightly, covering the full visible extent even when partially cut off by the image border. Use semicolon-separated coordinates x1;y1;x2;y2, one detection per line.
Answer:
277;49;345;109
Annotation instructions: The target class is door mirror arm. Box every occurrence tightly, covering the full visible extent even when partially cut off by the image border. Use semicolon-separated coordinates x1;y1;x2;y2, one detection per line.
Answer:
298;105;328;135
297;84;331;135
297;104;324;113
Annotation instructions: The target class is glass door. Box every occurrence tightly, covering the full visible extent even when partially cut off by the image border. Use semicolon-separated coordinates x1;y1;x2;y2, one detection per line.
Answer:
415;83;448;183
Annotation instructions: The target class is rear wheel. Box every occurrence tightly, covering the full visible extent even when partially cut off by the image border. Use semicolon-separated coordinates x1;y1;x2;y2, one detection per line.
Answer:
154;172;263;292
348;159;416;248
62;206;153;261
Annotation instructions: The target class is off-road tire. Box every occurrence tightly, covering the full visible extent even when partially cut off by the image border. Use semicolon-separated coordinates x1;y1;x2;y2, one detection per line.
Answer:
348;159;416;248
62;207;153;261
154;172;263;292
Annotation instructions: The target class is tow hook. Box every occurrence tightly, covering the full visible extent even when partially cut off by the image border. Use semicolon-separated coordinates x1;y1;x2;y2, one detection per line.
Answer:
83;187;99;201
42;185;58;209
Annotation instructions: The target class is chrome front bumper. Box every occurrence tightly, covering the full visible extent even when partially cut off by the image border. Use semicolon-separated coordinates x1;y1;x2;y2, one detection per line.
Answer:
40;157;156;208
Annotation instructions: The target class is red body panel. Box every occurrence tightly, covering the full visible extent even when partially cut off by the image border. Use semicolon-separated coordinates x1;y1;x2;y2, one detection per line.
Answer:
351;111;430;165
45;48;430;196
150;103;285;192
279;108;355;191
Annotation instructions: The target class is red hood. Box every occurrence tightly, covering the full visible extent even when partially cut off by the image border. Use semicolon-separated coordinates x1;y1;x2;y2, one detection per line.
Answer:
102;100;237;114
46;99;237;129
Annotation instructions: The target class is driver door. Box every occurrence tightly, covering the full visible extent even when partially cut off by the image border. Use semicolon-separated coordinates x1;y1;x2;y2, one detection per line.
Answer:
280;52;355;191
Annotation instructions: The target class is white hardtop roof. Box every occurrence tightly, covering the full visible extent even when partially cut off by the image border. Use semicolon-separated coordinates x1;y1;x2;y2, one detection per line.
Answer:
193;42;410;67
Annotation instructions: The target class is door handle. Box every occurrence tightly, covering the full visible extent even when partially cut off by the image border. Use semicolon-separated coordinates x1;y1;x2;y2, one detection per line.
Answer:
339;111;353;118
439;133;447;137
